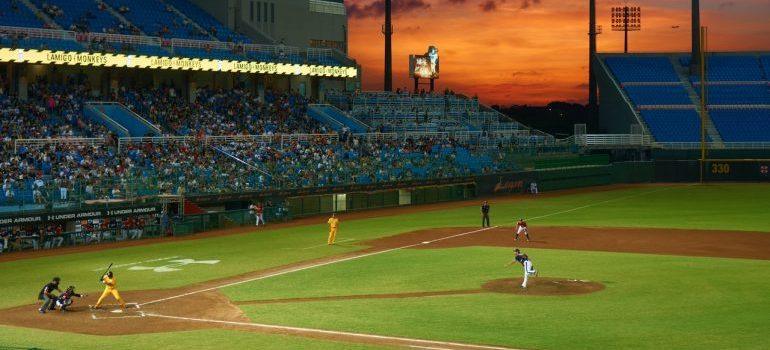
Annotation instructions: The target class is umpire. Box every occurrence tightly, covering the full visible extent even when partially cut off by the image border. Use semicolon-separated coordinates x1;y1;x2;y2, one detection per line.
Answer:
481;201;491;227
38;277;61;314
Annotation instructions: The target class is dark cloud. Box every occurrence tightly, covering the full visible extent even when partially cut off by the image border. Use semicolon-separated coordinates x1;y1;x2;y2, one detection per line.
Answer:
444;0;467;4
478;0;542;13
346;0;431;19
479;0;497;12
511;70;541;78
520;0;541;10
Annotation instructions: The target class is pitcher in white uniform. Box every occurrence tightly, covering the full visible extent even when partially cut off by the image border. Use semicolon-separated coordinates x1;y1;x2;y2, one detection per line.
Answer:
521;254;538;288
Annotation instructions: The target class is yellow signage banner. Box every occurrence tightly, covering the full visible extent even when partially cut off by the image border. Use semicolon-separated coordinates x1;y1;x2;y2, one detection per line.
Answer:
0;48;357;78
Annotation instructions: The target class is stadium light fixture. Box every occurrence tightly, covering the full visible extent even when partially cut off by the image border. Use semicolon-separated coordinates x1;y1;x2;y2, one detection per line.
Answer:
611;5;641;53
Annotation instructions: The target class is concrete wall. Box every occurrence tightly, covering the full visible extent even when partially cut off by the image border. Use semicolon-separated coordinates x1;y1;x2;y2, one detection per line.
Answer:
595;55;640;134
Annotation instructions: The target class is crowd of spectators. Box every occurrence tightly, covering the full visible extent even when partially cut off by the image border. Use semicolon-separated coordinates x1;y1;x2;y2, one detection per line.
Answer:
0;81;514;208
218;134;504;189
117;86;326;136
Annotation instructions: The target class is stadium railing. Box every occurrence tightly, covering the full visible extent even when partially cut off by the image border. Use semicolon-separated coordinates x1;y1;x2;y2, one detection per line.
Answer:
13;137;106;152
575;134;654;147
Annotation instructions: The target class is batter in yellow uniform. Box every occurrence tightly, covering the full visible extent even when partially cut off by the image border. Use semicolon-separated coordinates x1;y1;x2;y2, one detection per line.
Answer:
327;213;339;245
92;271;126;310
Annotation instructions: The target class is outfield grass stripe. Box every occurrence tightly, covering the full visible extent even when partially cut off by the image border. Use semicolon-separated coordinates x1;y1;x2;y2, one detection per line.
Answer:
139;226;500;307
145;313;521;350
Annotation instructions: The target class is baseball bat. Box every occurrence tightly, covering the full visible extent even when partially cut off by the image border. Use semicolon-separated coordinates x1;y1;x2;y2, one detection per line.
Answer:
99;263;113;282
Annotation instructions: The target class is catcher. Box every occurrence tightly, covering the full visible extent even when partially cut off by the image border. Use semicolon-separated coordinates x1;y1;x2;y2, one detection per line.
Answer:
91;271;126;311
55;286;84;311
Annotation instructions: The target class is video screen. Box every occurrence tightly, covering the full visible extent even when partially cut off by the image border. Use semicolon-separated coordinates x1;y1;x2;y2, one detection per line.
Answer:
410;46;439;79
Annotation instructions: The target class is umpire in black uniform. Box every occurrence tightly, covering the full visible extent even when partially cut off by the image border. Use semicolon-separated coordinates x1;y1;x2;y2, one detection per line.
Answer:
38;277;61;314
481;201;491;227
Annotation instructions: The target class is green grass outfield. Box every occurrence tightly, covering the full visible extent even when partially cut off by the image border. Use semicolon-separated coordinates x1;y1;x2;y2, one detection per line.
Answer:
1;183;769;349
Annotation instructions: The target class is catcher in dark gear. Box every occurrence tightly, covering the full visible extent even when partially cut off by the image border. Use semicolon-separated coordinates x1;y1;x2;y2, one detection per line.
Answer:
56;286;84;311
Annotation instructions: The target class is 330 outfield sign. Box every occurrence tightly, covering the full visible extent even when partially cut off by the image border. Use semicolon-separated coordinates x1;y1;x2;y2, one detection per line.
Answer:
0;205;161;227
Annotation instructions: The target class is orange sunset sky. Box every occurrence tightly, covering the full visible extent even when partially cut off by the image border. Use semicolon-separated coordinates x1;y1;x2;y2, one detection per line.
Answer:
345;0;770;105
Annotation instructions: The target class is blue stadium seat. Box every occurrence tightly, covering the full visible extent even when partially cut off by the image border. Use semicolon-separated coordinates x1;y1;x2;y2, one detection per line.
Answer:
604;56;680;83
0;1;44;27
102;0;208;40
693;55;763;82
710;109;770;142
707;85;770;105
163;0;250;43
624;85;692;105
639;109;703;142
30;0;126;33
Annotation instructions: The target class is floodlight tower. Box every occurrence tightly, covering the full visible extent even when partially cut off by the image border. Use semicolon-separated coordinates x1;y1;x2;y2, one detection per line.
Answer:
588;0;598;108
691;0;701;72
611;5;641;53
382;0;393;91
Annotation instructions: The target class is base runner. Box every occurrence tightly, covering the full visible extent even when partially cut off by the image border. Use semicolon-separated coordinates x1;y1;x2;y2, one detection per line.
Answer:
515;218;531;242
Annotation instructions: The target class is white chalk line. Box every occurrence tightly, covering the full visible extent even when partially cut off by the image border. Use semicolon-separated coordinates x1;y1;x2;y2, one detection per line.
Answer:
410;346;456;350
525;185;681;222
138;226;498;307
145;313;519;350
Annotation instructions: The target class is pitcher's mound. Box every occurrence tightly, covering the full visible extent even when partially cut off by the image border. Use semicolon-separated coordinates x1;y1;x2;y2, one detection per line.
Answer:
482;278;604;296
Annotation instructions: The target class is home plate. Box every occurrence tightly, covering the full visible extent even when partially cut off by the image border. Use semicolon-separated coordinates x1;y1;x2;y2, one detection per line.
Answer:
422;241;430;244
111;309;124;313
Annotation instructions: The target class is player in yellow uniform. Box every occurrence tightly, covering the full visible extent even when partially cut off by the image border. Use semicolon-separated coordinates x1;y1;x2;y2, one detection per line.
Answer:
327;213;339;245
91;271;126;310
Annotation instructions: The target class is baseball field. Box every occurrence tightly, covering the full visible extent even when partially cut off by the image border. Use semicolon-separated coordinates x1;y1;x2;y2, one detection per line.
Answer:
1;183;769;350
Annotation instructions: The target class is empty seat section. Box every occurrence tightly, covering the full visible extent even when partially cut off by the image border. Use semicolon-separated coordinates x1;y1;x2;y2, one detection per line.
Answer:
0;1;45;27
624;85;692;105
102;0;207;39
710;109;770;142
164;0;249;42
604;56;679;82
695;55;763;82
639;109;703;142
707;85;770;105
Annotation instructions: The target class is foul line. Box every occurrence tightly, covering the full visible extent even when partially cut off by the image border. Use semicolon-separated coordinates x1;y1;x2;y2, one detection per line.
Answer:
145;313;519;350
139;226;499;307
525;185;681;222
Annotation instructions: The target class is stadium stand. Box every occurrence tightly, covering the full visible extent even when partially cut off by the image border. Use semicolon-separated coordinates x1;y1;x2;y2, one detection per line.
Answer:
0;1;352;66
0;1;45;28
600;53;770;145
706;85;770;105
603;56;680;82
162;0;250;43
709;109;770;142
623;85;692;106
638;109;704;143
